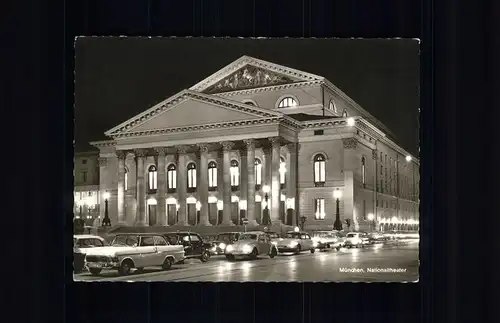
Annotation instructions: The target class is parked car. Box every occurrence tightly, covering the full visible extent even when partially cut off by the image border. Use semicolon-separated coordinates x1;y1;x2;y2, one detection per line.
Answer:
276;231;316;254
84;234;185;276
344;232;367;248
266;231;281;246
311;231;345;251
73;234;108;273
210;232;242;255
225;231;278;260
366;232;387;243
162;232;212;262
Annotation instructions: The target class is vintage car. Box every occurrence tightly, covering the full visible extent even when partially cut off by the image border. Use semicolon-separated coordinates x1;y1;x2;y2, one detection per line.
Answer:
84;233;185;276
266;231;281;246
162;232;212;262
311;231;346;251
344;232;369;248
210;232;242;255
276;231;317;254
224;231;278;260
73;234;108;273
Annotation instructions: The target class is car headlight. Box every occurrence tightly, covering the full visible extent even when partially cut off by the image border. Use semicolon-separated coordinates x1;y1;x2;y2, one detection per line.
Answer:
210;247;216;252
272;241;277;245
226;245;233;252
219;243;226;249
312;241;318;247
289;241;298;247
242;245;253;254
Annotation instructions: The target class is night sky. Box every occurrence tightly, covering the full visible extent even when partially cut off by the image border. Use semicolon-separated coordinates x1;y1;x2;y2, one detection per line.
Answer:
75;38;419;155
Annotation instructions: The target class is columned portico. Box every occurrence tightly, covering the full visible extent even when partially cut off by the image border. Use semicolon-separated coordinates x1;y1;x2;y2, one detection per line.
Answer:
134;149;148;226
221;141;235;225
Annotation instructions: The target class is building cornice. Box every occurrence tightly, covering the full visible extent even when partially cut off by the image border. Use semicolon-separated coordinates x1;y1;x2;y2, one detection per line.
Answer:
89;140;116;148
214;80;322;97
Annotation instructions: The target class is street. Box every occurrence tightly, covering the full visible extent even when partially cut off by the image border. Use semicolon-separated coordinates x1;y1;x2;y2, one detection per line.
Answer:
75;240;419;282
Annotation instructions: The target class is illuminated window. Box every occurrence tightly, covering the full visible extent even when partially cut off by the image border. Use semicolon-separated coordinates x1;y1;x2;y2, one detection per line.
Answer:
279;156;286;185
254;158;262;185
313;154;326;185
148;165;157;190
361;157;366;187
124;167;128;191
187;163;197;188
208;161;217;188
167;164;177;189
329;100;337;113
314;198;325;220
230;160;239;186
278;97;298;108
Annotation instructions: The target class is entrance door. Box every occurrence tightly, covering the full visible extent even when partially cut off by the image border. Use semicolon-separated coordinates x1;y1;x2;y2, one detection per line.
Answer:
256;202;262;224
280;201;286;223
231;202;239;225
209;203;217;225
148;205;157;226
187;203;196;225
167;204;176;225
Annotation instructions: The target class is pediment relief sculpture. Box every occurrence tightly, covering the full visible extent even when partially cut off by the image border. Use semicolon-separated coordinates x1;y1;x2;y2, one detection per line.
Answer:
203;65;296;94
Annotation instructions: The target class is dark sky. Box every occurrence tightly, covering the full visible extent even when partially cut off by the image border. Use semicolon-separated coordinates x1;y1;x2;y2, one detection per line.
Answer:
75;38;419;155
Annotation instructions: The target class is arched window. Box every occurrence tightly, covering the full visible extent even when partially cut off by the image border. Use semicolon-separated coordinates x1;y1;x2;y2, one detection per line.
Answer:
313;154;326;185
148;165;157;190
208;161;217;188
254;158;262;186
279;156;286;185
342;110;348;117
361;157;366;187
167;164;176;189
277;97;298;108
187;163;197;188
329;100;337;113
230;160;239;186
124;167;129;191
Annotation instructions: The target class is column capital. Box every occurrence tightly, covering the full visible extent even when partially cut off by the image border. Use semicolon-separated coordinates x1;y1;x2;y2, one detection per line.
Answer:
134;149;148;158
286;143;297;154
262;146;271;155
154;147;167;156
269;136;281;147
197;143;210;153
342;137;358;150
176;145;190;154
115;150;127;160
372;149;378;160
221;141;235;152
243;139;257;150
98;157;108;167
240;148;248;157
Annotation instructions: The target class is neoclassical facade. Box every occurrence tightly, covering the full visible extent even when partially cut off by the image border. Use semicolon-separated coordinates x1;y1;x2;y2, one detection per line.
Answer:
89;56;420;232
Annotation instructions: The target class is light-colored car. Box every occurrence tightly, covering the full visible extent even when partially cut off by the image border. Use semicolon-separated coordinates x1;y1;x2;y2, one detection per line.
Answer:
344;232;367;248
276;231;317;254
84;234;185;276
225;231;278;260
73;234;107;254
266;231;281;246
311;231;345;251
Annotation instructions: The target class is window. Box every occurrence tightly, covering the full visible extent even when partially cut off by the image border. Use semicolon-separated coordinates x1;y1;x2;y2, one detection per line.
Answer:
380;179;384;194
380;165;383;175
342;110;348;117
278;97;298;108
189;234;201;242
82;171;87;183
187;163;197;188
148;165;157;190
208;161;217;188
313;154;326;185
380;152;383;162
314;130;324;136
328;100;337;113
139;236;155;246
279;157;286;185
230;160;239;186
154;236;167;246
124;167;128;191
314;198;325;220
167;164;177;189
361;157;366;187
254;159;262;185
82;159;87;165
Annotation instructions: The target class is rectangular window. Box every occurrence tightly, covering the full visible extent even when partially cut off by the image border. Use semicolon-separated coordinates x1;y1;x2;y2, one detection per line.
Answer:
380;165;383;175
82;159;87;165
230;167;239;186
380;152;383;162
279;162;286;185
188;169;197;188
314;198;325;220
168;170;177;189
82;171;87;183
314;130;324;136
124;173;128;191
149;171;157;190
208;168;217;188
314;161;326;183
255;163;262;185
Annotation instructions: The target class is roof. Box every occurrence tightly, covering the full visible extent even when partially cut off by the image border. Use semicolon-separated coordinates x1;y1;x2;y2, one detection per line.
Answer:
287;113;339;122
243;231;265;234
73;234;104;240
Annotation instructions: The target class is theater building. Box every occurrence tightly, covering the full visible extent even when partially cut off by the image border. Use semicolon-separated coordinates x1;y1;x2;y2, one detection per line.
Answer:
89;56;419;232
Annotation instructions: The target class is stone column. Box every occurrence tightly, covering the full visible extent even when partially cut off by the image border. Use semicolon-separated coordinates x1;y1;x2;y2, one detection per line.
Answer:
116;151;127;225
176;145;189;226
244;139;258;226
286;143;298;226
98;157;108;221
155;147;167;226
270;137;282;223
197;144;211;226
221;141;235;225
239;149;248;224
134;149;148;226
343;138;358;230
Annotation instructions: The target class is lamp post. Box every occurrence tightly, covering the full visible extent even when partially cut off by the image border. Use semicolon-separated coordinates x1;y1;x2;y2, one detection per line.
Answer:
262;185;270;225
367;213;375;232
102;191;111;226
333;188;343;230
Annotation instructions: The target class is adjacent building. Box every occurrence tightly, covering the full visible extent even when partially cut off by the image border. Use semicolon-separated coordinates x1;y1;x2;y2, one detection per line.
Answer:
86;56;420;232
74;151;101;225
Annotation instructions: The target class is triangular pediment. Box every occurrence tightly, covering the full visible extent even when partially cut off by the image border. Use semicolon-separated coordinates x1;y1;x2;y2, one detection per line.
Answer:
105;90;285;137
190;56;324;94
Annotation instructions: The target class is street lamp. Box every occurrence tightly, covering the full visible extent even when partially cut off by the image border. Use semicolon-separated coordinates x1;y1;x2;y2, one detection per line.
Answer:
294;226;300;233
367;213;375;231
262;185;270;225
405;155;412;162
333;188;343;230
102;191;111;226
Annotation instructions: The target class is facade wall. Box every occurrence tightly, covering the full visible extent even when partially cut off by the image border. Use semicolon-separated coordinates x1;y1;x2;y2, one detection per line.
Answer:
322;85;358;117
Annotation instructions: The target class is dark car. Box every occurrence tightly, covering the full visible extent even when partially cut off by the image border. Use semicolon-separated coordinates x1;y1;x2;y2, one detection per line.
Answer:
210;232;242;255
162;232;212;263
